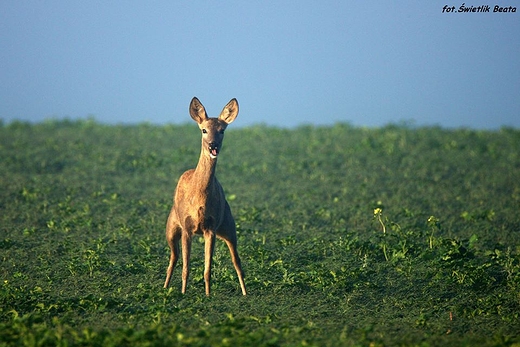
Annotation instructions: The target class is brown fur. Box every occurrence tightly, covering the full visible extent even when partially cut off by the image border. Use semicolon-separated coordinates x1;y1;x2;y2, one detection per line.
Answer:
163;97;247;296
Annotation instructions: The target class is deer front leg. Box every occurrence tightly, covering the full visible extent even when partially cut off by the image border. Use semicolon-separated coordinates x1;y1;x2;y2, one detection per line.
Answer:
181;232;193;294
204;231;216;296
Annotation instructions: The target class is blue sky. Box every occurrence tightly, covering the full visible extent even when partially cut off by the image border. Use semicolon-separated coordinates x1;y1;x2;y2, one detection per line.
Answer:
1;1;519;129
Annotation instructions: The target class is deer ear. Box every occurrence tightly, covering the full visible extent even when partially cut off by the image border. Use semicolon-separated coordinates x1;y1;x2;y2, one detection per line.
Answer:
218;98;239;124
189;97;207;124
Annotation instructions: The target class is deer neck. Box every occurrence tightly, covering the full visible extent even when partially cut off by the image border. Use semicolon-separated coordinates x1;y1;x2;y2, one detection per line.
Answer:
193;151;217;192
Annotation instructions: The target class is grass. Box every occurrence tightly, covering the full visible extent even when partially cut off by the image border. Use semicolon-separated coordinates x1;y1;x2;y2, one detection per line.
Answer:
1;119;519;346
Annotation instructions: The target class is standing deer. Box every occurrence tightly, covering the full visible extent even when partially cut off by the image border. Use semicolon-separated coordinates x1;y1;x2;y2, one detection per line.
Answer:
163;97;247;296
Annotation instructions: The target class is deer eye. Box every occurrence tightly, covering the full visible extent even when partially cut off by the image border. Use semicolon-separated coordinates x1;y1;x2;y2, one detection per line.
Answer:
202;129;207;134
219;129;225;134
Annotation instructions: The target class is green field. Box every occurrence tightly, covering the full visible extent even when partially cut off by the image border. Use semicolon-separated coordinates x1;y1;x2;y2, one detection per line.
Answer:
1;120;519;346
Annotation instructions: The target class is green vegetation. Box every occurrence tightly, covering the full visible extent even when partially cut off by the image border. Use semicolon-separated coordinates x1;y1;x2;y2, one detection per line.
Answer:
1;119;519;346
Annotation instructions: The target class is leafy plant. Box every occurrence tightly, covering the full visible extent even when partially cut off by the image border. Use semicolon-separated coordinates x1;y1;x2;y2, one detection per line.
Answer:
0;120;519;346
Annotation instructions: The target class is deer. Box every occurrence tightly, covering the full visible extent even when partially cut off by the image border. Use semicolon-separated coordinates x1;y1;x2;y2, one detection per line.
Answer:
163;97;247;296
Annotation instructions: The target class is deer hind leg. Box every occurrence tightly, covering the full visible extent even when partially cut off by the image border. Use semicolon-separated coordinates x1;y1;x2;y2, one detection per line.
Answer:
218;206;247;295
164;211;182;288
204;231;216;296
224;237;247;296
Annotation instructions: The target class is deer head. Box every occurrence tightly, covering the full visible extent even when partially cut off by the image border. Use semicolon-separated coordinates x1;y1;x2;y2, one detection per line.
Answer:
189;97;239;159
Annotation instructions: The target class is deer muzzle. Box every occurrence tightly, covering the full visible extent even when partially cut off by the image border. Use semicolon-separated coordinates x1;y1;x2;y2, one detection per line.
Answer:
208;142;220;158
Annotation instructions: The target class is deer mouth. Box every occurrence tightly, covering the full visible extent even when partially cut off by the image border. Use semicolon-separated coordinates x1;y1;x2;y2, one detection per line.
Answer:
209;144;219;158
